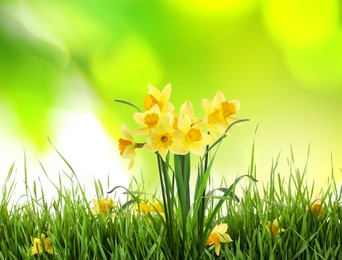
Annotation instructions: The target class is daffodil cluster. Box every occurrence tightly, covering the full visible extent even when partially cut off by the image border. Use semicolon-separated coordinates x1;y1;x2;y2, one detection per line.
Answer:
118;83;240;166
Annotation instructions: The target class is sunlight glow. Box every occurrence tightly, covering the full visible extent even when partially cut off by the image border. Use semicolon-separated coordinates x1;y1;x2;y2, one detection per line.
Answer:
47;110;129;192
0;110;129;205
168;0;256;15
91;35;163;93
262;0;339;49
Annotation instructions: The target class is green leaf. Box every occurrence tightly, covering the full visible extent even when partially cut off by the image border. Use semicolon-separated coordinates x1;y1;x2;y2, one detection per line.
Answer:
114;99;141;112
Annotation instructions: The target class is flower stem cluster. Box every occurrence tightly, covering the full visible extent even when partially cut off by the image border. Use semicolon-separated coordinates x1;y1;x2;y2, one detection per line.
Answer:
116;83;248;257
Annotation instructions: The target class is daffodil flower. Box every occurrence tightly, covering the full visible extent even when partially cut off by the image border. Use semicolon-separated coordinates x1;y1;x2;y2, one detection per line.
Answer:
133;104;161;135
206;223;233;256
202;91;240;137
138;202;164;214
311;194;324;220
118;124;143;169
177;112;213;156
143;83;174;114
30;233;53;255
92;196;116;216
144;114;186;160
266;218;285;236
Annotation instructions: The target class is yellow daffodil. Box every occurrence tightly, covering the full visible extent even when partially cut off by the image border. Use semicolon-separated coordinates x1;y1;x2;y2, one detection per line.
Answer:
202;91;240;137
144;114;186;160
177;102;213;156
266;218;285;236
118;124;142;169
133;104;161;135
30;233;53;255
311;194;324;220
207;223;233;256
92;196;116;216
143;83;174;114
138;202;164;214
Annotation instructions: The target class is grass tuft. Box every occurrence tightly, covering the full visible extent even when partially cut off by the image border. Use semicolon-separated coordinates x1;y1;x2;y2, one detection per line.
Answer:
0;149;341;259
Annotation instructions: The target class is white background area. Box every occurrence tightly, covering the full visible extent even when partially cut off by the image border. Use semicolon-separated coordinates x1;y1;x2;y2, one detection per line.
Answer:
0;110;129;206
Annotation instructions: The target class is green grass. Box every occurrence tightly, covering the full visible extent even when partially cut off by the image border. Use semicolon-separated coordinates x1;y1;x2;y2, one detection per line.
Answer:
0;151;341;259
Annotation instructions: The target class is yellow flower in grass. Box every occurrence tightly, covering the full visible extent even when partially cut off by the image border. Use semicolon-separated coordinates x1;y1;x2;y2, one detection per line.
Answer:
138;202;164;215
206;223;233;256
311;194;324;220
144;114;187;160
177;101;213;156
266;218;286;236
143;83;174;114
30;233;53;255
202;91;240;137
92;196;116;216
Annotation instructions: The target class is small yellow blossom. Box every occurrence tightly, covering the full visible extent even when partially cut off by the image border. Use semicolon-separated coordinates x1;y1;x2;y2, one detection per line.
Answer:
30;233;53;255
92;196;116;216
202;91;240;137
266;218;285;236
118;124;140;169
177;102;213;156
143;83;174;114
206;223;233;256
133;104;161;135
311;194;324;220
138;202;164;214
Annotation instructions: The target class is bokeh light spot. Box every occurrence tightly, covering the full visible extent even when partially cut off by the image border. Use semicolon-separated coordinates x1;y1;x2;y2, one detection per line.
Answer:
262;0;339;49
91;35;163;96
168;0;256;16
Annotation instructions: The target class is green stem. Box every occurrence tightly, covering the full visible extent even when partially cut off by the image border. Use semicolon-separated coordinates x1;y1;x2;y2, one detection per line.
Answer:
157;153;176;255
197;144;209;255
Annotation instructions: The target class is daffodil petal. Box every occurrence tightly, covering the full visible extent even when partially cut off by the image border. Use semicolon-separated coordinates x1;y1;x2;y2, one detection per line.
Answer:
180;100;194;117
214;242;221;256
158;148;168;161
122;144;135;159
127;158;134;169
121;124;134;140
170;140;188;155
213;91;225;105
189;142;204;156
133;112;146;126
219;233;233;243
148;84;161;100
31;246;38;255
215;223;228;234
161;83;172;101
201;99;211;114
178;114;191;132
230;100;240;112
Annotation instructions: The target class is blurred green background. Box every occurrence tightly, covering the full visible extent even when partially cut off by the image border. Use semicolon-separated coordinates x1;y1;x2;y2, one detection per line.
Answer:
1;0;341;195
